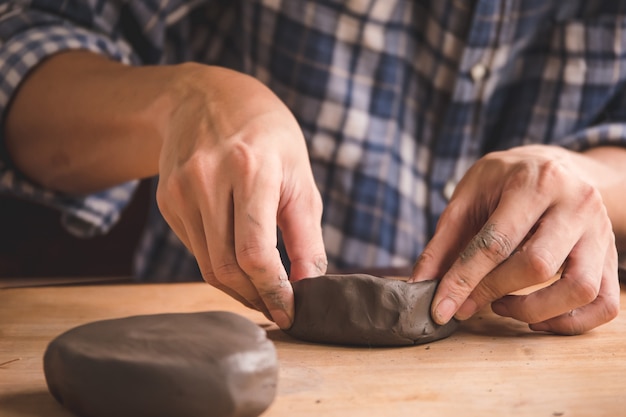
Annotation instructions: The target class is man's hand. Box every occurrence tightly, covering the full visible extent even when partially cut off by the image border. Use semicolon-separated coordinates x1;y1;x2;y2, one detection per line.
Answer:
411;145;621;335
5;52;327;329
156;65;327;328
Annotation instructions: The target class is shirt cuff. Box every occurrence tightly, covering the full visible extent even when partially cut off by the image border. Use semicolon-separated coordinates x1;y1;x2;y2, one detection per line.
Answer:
557;123;626;151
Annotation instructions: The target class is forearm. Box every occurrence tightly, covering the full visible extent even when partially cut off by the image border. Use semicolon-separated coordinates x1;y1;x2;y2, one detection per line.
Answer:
4;50;176;194
579;146;626;253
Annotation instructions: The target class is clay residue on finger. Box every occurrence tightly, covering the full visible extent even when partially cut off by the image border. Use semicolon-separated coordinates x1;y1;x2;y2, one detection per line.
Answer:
460;223;512;263
259;270;294;327
314;256;328;274
262;272;290;312
246;212;262;227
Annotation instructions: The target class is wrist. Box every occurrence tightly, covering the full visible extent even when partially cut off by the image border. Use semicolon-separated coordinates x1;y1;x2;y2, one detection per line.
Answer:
580;146;626;252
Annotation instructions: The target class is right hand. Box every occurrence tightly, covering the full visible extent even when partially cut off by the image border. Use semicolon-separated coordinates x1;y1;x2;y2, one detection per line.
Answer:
156;64;327;328
411;145;620;334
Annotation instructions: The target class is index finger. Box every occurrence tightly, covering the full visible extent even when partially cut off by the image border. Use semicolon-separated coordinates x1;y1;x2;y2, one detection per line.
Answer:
233;164;294;329
431;198;543;325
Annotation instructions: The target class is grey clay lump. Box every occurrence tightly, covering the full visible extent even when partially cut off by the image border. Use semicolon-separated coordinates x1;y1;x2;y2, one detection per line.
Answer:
284;274;458;346
43;311;278;417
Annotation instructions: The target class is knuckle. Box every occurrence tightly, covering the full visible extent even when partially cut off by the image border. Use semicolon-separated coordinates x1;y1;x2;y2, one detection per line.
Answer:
445;271;476;302
535;159;565;192
603;296;620;322
569;275;600;305
482;232;513;263
574;183;604;214
462;224;513;264
200;269;220;286
525;247;560;283
179;153;212;181
236;242;273;273
454;272;474;291
556;290;619;336
505;160;534;190
184;152;205;171
212;260;243;281
227;141;258;175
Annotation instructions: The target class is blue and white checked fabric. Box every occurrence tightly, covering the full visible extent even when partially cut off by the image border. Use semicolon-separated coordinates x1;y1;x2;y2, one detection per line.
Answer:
1;0;626;280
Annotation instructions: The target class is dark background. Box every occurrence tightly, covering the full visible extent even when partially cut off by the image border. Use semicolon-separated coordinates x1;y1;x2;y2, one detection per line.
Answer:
0;181;150;278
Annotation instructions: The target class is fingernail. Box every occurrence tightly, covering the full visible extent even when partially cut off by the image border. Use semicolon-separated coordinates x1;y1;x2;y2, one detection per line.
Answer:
433;298;457;325
455;298;478;320
270;309;292;330
491;300;510;317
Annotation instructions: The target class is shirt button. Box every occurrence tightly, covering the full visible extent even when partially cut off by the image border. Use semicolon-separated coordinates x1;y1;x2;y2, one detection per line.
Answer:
470;63;487;82
443;179;456;201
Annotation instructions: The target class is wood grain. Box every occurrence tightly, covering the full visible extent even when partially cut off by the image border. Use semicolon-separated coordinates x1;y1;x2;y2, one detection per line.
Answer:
1;282;625;417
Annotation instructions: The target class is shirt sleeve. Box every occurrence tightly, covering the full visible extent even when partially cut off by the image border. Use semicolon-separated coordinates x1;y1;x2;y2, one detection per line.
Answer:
0;2;146;238
558;121;626;152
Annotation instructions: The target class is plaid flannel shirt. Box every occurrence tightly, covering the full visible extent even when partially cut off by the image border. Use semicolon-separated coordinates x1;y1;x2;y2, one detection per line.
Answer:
1;0;626;281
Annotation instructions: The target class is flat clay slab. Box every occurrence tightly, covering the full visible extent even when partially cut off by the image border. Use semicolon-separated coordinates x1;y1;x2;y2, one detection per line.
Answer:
284;274;458;347
43;311;278;417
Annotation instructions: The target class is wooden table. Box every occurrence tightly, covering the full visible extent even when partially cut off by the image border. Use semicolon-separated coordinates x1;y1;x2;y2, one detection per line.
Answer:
1;281;625;417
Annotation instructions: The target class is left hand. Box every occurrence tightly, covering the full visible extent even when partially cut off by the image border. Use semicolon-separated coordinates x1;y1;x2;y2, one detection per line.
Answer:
410;145;620;335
